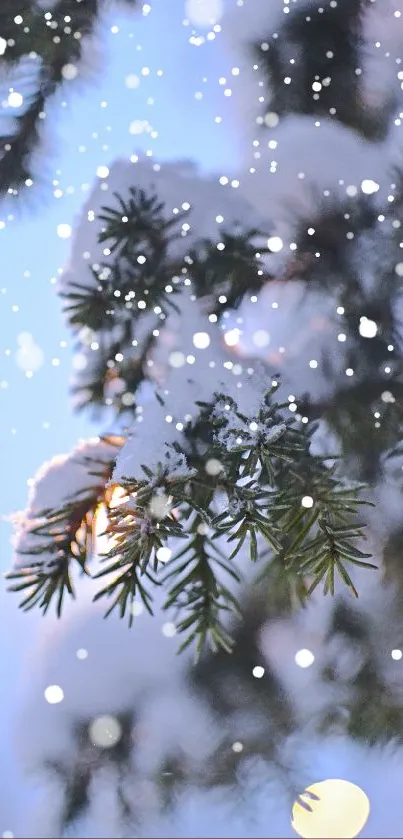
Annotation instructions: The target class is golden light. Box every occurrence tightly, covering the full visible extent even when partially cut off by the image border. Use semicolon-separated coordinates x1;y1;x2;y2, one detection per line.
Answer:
94;484;129;556
291;779;370;839
104;484;129;509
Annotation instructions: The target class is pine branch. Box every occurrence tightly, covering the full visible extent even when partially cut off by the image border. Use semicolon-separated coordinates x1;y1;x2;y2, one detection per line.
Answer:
7;435;123;615
86;389;374;656
71;328;157;415
287;191;378;285
8;380;375;655
0;0;137;193
61;188;277;425
188;228;273;315
277;182;403;481
254;0;394;141
319;602;403;746
92;448;195;621
61;271;117;333
98;187;184;259
299;378;403;483
162;515;241;657
63;189;271;334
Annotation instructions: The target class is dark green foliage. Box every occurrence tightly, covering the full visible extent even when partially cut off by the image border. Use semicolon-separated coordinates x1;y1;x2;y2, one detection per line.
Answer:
61;187;272;414
255;0;395;140
71;329;157;417
288;192;378;283
290;184;403;482
9;385;374;657
43;708;136;832
13;170;403;658
98;188;184;259
6;435;123;615
187;228;273;315
318;601;403;746
0;0;137;193
162;515;241;656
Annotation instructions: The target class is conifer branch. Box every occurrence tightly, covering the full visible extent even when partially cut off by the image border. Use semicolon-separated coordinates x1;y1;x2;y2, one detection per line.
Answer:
6;435;123;615
84;389;374;656
0;0;137;193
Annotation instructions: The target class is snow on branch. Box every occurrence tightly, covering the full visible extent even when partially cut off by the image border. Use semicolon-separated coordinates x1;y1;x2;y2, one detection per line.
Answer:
7;435;124;615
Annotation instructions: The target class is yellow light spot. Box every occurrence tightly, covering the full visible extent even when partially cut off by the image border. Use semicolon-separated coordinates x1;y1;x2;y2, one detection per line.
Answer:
292;779;370;839
106;484;129;508
94;485;130;555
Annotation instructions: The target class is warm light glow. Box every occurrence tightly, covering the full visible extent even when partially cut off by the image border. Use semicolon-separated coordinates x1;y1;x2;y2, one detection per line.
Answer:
105;484;129;509
94;485;129;555
93;503;110;555
292;779;370;838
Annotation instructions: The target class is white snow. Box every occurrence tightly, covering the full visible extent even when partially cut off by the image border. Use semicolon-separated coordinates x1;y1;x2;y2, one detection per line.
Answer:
113;284;266;481
12;436;121;568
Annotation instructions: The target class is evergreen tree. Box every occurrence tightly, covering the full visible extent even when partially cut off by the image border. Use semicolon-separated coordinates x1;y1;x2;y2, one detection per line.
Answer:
0;0;136;193
4;0;403;834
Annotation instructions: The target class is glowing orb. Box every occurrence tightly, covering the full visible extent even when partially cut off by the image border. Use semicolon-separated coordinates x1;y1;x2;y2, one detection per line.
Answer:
292;779;370;839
